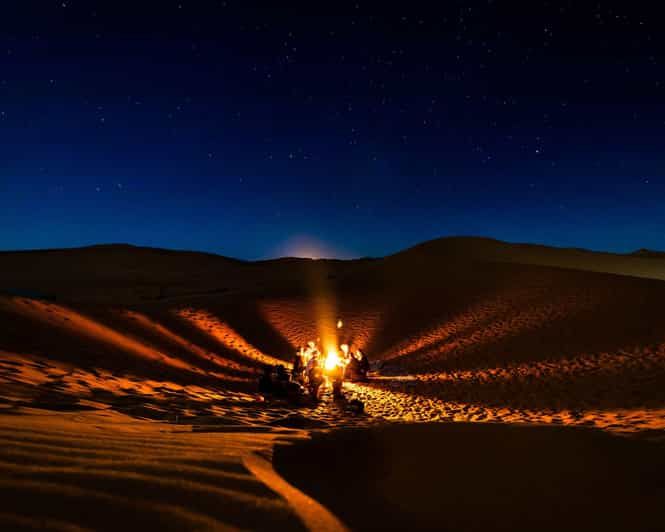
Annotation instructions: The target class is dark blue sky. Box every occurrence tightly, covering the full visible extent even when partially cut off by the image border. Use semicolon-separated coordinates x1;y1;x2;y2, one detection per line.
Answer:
2;1;665;259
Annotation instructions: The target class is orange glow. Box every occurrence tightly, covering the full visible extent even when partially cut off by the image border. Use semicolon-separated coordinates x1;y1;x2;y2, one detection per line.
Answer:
176;308;289;368
312;297;338;361
2;297;198;374
324;347;342;371
258;299;324;347
380;287;591;370
0;349;251;403
123;310;254;374
258;299;381;358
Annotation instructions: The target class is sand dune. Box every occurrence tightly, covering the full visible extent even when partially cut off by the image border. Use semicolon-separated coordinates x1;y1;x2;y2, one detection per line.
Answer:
2;237;665;530
394;236;665;281
0;409;306;531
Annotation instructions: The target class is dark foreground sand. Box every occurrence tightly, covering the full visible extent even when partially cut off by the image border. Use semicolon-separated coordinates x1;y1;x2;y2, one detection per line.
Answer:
275;422;665;532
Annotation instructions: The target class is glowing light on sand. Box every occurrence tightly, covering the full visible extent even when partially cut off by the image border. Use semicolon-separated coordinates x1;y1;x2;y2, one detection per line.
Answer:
381;288;591;367
176;308;288;368
123;310;254;375
3;297;196;373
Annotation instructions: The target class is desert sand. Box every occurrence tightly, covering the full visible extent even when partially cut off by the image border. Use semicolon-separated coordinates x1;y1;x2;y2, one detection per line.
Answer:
275;422;665;531
2;237;665;530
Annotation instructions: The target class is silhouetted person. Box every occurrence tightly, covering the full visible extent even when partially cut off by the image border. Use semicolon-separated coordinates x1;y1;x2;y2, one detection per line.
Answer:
273;365;290;397
292;351;304;383
258;364;273;395
275;364;289;382
305;352;319;377
344;355;358;380
306;354;323;397
348;398;364;415
329;364;344;398
358;352;370;379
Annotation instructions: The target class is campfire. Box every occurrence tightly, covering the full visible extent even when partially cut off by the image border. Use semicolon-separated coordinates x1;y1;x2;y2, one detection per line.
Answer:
259;318;370;401
300;340;351;375
324;347;342;371
298;319;366;378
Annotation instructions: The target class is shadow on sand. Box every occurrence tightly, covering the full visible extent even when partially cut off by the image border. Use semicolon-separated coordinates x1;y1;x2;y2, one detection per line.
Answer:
274;422;665;532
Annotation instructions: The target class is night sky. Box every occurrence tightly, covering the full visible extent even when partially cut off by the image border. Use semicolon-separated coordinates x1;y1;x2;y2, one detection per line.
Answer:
2;1;665;259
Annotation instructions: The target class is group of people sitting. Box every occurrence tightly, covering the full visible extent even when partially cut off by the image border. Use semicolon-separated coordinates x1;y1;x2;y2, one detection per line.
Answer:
258;363;300;399
292;343;370;385
344;349;371;382
258;341;370;401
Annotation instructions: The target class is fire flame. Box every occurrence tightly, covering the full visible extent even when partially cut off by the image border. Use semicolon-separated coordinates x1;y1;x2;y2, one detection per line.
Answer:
324;347;341;371
295;317;361;378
